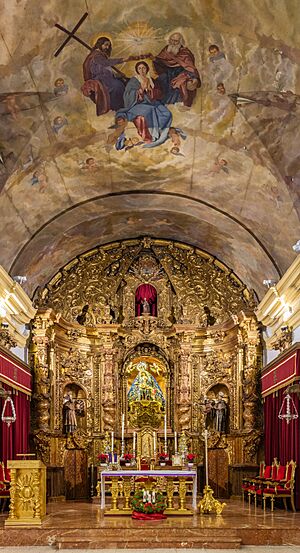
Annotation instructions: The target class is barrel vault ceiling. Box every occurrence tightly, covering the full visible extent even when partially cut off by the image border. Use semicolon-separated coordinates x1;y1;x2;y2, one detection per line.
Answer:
0;0;300;298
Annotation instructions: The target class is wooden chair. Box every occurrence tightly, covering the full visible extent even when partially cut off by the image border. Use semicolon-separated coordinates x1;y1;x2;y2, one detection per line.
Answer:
242;461;264;501
262;460;297;512
250;459;279;507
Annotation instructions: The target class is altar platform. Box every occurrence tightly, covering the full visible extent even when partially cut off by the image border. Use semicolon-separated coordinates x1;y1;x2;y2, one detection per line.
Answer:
1;499;300;549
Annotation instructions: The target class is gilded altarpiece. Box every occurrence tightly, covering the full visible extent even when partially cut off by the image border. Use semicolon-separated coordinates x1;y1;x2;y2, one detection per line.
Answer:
30;237;262;499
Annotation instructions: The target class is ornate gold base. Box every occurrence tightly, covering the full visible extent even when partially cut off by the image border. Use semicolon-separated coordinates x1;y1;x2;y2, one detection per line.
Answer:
105;508;132;515
198;485;226;515
5;516;45;527
165;508;193;515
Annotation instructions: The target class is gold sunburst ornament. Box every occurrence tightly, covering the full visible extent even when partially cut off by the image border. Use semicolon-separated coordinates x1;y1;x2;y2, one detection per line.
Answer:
16;474;35;511
114;21;164;57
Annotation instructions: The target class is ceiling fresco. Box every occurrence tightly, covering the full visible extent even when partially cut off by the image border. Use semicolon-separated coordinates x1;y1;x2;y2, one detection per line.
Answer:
0;0;300;298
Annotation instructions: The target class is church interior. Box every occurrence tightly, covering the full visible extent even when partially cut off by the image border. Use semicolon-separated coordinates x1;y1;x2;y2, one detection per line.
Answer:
0;0;300;550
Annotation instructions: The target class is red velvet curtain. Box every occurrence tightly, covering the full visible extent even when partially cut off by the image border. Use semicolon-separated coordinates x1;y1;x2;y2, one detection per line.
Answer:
264;390;300;508
135;284;157;316
0;382;30;464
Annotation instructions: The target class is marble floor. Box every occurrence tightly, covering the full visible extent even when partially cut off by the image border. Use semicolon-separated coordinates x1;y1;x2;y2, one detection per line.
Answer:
3;548;300;553
1;499;300;549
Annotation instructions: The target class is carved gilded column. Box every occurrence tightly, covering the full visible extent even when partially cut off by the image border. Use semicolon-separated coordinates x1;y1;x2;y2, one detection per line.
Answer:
101;350;116;431
240;315;261;433
93;353;102;433
30;310;55;433
177;349;192;430
31;335;51;431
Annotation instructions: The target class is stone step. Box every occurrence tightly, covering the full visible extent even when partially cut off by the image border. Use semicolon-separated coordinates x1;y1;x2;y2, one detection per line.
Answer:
55;532;242;549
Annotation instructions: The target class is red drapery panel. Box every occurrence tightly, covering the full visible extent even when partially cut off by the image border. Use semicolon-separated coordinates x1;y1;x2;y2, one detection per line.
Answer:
262;346;300;509
262;350;300;396
264;390;300;508
0;350;32;394
135;284;157;316
0;385;31;465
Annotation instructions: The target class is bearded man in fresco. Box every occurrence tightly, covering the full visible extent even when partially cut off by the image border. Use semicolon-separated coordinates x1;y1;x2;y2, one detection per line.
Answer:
82;37;140;115
153;32;201;107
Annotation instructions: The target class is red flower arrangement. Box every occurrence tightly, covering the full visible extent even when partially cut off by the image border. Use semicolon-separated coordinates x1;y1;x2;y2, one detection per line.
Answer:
98;453;108;463
187;453;196;462
159;452;169;462
124;453;134;461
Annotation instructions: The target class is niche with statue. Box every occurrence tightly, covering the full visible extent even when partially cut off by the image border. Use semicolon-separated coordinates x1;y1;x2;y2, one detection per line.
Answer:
204;384;229;434
62;383;86;434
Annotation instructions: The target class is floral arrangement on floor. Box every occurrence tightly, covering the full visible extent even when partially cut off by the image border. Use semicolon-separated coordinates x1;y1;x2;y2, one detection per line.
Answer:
187;453;196;463
131;489;166;520
98;453;108;464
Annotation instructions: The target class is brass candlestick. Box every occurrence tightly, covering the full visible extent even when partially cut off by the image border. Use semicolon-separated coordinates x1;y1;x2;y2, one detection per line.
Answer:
198;430;226;515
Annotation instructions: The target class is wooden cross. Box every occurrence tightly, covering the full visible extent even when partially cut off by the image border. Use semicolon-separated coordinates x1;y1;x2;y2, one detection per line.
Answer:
54;12;127;80
54;12;91;57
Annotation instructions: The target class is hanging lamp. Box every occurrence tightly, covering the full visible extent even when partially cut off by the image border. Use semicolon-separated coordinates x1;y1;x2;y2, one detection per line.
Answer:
278;393;298;424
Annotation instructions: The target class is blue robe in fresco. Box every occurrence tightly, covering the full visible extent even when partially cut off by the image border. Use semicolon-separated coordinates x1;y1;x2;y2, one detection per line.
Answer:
116;77;172;148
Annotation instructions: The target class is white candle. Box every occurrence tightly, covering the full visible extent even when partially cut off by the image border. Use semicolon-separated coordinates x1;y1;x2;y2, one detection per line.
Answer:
111;431;114;454
204;429;208;486
133;431;136;457
153;431;156;455
174;431;177;454
121;413;125;442
164;413;167;454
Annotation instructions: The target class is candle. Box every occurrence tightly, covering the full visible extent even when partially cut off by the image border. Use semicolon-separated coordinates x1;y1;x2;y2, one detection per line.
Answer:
111;431;114;454
153;431;156;456
121;413;125;442
152;490;156;503
204;429;208;486
133;431;136;457
121;413;125;457
164;413;167;454
174;431;177;454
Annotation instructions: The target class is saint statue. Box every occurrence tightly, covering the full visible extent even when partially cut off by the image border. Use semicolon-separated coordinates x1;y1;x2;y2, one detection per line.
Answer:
203;397;216;430
214;392;228;433
63;391;77;434
141;298;150;314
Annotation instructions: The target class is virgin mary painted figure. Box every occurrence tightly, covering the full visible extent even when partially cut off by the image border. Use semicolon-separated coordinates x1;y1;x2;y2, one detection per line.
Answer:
115;61;172;149
128;362;165;406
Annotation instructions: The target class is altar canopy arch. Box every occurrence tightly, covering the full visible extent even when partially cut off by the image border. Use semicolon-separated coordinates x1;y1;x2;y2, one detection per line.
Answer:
135;284;157;317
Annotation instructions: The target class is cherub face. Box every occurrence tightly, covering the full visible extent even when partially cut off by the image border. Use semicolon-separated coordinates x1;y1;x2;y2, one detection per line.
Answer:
55;78;64;88
209;46;219;56
86;157;95;166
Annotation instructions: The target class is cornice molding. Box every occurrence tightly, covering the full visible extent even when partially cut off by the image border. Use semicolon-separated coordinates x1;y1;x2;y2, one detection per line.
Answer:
0;266;36;348
256;256;300;349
